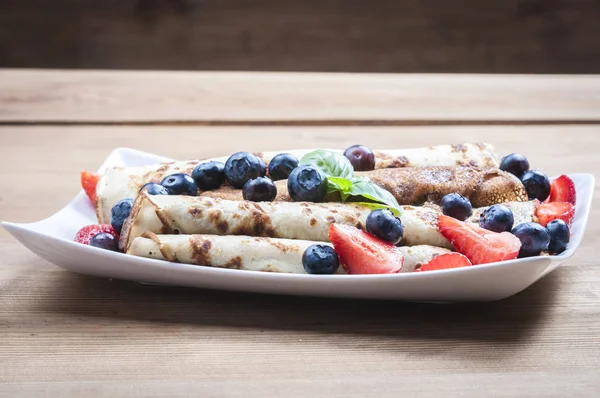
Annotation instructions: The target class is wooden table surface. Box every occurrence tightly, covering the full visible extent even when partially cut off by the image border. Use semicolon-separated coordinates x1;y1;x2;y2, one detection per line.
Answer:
1;69;599;397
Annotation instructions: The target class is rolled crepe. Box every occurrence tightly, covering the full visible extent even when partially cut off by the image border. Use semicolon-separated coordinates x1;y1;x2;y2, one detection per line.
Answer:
119;191;538;251
359;167;527;207
200;166;528;208
97;143;499;223
120;192;371;250
128;232;341;274
127;232;451;274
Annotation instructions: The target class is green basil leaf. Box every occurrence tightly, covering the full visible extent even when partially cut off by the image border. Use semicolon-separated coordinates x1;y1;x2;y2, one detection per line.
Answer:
327;176;353;200
300;150;354;179
347;178;402;213
327;176;353;191
353;202;401;216
299;150;400;215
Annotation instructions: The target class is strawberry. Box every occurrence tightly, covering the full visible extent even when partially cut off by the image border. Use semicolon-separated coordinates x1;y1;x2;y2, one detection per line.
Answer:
416;252;472;272
81;171;99;204
328;224;403;274
535;201;575;227
74;224;119;245
548;175;576;205
437;215;521;265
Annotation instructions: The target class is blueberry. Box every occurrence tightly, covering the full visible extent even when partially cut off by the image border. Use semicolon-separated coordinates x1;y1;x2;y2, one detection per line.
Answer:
441;193;473;221
302;244;339;274
192;161;226;191
520;170;551;201
224;152;267;188
88;232;119;251
479;204;514;233
546;219;570;255
500;153;530;178
366;209;404;245
287;165;328;202
511;222;550;258
160;173;198;196
268;153;299;181
242;177;277;202
343;144;375;171
110;198;134;233
139;182;169;195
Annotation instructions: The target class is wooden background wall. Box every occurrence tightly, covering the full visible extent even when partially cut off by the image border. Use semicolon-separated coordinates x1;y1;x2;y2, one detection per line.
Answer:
1;0;599;73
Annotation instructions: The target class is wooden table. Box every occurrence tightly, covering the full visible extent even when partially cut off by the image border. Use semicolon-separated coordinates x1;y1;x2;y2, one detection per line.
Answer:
1;69;599;397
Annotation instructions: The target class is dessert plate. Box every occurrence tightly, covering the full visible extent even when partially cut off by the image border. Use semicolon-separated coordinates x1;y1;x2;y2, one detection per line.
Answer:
2;147;594;302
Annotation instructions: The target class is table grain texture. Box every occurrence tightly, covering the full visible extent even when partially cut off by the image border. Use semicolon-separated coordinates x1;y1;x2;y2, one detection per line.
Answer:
0;69;599;398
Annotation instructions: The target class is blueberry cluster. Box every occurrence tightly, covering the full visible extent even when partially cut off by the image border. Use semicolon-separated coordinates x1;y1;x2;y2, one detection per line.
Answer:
500;153;551;202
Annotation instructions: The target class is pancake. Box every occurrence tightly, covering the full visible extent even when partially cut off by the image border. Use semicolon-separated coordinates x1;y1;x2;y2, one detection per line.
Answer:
96;143;499;223
199;166;527;208
127;232;452;274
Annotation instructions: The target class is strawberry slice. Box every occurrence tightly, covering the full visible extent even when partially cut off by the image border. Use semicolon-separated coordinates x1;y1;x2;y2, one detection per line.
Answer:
81;171;99;204
328;224;403;274
548;175;576;205
535;201;575;227
416;252;472;272
74;224;119;245
438;215;521;265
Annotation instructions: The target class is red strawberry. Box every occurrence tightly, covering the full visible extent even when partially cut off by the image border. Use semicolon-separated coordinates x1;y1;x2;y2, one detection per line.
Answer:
81;171;99;204
548;175;576;205
535;201;575;227
416;252;472;272
438;215;521;265
328;224;403;274
74;224;119;245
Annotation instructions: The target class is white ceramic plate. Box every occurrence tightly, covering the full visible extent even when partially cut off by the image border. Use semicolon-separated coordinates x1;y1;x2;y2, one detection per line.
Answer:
2;147;594;302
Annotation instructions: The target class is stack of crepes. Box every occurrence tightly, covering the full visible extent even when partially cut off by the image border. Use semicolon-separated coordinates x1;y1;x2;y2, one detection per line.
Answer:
96;143;539;274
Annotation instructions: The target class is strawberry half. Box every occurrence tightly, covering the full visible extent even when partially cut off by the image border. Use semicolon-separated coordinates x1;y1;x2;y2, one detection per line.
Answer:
328;224;403;274
535;201;575;227
416;252;472;272
548;175;576;205
81;171;99;204
438;215;521;265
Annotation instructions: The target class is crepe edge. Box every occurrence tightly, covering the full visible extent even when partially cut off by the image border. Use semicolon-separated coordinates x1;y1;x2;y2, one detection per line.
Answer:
118;191;160;251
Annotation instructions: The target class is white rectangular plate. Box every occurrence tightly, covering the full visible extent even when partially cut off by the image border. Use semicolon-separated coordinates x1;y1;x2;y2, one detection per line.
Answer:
2;147;594;302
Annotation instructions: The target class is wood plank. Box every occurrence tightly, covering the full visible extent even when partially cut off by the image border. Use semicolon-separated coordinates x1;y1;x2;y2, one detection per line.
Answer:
1;261;599;397
1;69;600;123
1;0;599;75
1;126;599;396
